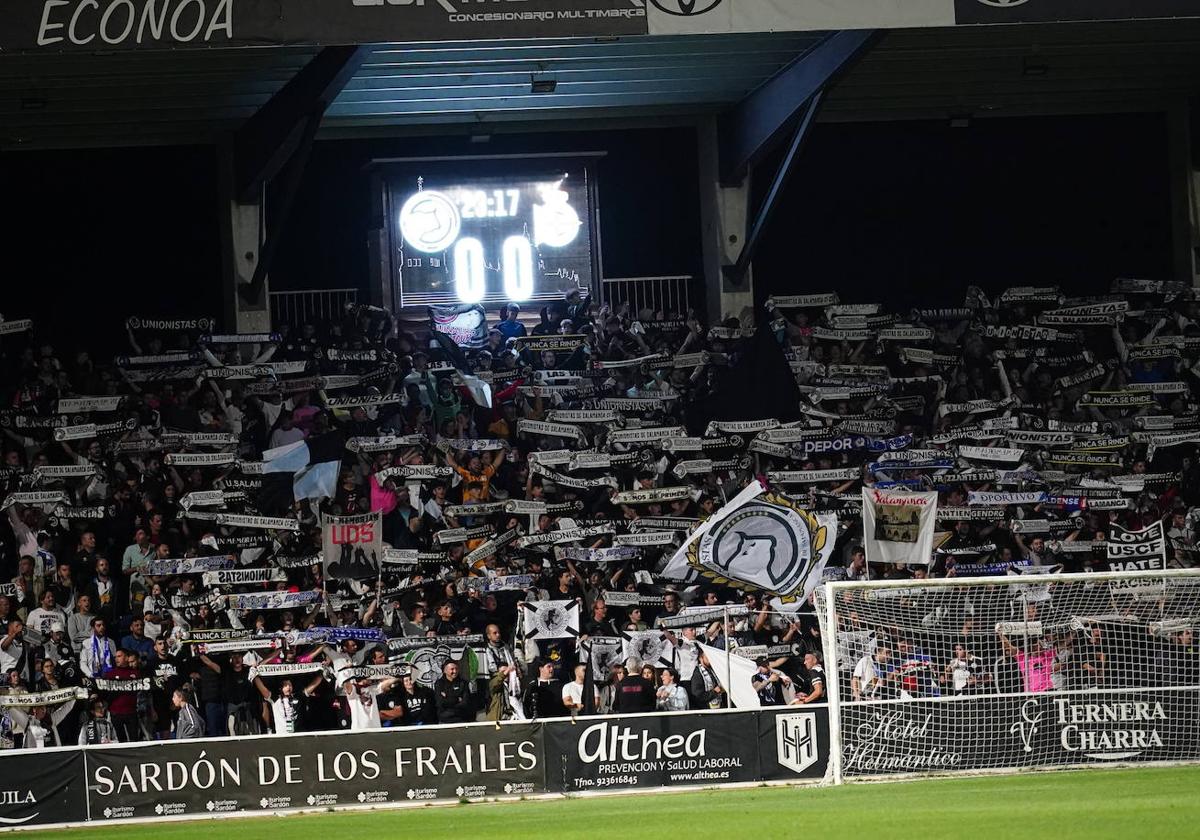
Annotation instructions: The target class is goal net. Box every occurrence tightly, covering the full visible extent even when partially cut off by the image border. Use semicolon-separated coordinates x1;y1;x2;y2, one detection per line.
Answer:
814;569;1200;782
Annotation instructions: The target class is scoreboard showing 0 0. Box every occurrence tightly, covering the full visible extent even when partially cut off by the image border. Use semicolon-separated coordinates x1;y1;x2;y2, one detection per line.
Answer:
388;165;596;308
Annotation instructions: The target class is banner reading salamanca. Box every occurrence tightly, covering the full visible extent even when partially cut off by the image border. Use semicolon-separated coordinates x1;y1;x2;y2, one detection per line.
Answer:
861;488;938;566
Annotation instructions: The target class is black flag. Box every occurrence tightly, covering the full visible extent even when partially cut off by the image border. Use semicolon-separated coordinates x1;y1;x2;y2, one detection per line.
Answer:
581;640;597;716
688;307;802;432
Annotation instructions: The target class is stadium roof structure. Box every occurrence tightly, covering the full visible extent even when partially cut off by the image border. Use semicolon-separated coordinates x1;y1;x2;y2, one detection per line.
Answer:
5;20;1200;153
5;2;1199;328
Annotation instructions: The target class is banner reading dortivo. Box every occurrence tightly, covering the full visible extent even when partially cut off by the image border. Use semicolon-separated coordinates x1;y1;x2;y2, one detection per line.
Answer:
862;488;939;565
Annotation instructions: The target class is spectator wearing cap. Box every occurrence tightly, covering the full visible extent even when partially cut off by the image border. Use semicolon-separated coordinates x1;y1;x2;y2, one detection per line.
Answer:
752;656;791;706
522;659;565;720
42;622;76;676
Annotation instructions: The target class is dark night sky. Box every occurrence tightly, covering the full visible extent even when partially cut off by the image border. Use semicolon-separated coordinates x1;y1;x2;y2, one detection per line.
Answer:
1;112;1174;354
752;112;1173;308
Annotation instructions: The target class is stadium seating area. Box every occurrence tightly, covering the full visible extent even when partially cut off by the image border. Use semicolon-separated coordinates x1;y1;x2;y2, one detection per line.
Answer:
0;279;1198;748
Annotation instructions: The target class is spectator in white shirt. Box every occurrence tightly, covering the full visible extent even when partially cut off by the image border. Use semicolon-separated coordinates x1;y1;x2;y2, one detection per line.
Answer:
852;644;892;701
79;617;117;679
268;410;306;450
561;664;599;714
25;591;66;640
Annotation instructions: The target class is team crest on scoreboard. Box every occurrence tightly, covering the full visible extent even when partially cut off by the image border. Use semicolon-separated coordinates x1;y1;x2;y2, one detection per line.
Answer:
686;493;832;605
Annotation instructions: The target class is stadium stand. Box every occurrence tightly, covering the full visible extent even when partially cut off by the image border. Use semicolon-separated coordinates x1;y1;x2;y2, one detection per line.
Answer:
0;281;1196;751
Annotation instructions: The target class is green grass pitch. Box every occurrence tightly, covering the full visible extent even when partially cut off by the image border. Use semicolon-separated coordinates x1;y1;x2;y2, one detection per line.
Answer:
29;766;1199;840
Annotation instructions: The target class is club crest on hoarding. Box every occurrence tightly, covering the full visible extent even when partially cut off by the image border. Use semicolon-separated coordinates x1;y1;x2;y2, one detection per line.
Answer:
687;493;827;603
776;713;819;774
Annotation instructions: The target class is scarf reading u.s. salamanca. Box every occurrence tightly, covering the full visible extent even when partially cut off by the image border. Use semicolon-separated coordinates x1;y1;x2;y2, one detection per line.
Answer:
518;419;584;440
608;424;687;443
768;293;839;308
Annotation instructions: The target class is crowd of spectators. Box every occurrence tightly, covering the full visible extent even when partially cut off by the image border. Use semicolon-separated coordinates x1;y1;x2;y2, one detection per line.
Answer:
0;277;1198;748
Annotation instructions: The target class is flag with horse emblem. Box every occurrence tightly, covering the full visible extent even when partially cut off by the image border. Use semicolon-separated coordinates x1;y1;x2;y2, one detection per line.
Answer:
621;630;668;667
662;480;836;612
521;600;580;640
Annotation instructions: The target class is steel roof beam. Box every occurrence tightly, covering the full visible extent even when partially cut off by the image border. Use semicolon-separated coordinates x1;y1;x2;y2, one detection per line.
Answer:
233;45;372;204
718;30;878;184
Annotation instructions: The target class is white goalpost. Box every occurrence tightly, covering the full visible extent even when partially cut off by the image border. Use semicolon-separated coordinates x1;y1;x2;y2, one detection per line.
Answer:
816;569;1200;784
